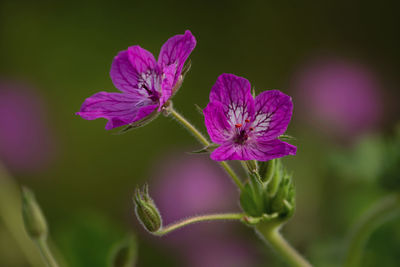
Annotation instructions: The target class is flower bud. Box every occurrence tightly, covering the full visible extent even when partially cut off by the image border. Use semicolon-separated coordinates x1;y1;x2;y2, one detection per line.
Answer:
258;159;276;183
21;187;48;239
270;171;295;218
133;185;162;233
240;159;296;222
245;160;258;174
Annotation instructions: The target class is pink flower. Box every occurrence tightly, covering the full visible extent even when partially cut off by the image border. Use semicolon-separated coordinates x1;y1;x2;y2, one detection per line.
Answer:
203;73;296;161
77;31;196;130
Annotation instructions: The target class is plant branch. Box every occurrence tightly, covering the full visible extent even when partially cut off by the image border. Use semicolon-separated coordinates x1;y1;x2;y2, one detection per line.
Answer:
256;222;312;267
35;237;59;267
154;213;245;236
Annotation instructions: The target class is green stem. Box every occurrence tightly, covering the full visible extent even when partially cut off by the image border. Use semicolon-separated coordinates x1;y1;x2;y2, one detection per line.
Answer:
155;213;245;236
169;107;210;146
256;223;312;267
344;193;400;267
168;107;244;190
35;237;59;267
219;161;244;190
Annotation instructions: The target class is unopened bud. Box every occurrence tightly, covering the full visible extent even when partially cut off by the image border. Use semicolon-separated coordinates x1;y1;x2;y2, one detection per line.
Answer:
267;159;283;196
245;160;258;174
271;172;295;218
133;185;162;233
240;159;296;222
21;187;48;239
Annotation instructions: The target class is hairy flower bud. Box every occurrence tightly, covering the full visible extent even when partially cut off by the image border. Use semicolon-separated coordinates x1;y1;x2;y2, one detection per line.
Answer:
134;185;162;233
245;160;258;174
21;187;48;239
240;159;296;222
271;172;295;218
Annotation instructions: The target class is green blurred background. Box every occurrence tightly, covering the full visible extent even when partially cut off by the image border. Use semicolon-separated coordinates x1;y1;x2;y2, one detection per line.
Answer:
0;0;399;266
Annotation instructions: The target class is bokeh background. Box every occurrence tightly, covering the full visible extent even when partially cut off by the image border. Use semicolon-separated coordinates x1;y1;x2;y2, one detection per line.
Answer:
0;0;399;266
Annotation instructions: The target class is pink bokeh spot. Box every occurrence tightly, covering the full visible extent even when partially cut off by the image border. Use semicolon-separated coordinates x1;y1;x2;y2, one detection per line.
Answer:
0;81;55;172
293;56;383;138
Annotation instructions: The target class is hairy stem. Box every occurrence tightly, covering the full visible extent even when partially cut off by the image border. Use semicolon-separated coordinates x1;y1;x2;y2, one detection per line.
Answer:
155;213;245;236
256;222;312;267
344;193;400;267
35;237;59;267
168;107;244;190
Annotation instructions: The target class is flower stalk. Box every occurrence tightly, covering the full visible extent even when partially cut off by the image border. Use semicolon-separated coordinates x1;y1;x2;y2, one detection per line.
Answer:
154;213;245;236
256;222;312;267
34;237;59;267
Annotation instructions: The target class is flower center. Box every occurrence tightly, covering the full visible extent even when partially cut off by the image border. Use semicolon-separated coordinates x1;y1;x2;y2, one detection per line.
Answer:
137;70;163;103
141;84;160;102
234;129;249;145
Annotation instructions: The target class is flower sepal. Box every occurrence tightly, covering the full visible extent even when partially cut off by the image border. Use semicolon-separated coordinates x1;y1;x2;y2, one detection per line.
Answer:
241;213;279;226
171;59;192;97
118;109;160;134
190;143;219;154
134;185;162;233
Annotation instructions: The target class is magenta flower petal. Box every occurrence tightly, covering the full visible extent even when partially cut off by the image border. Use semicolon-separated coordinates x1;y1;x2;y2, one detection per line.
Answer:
77;91;154;130
134;104;158;122
243;139;297;161
253;90;293;140
110;51;140;94
210;143;237;161
110;47;158;95
127;46;158;74
209;74;255;127
204;73;296;161
158;30;196;86
158;63;176;110
211;139;296;162
204;101;233;143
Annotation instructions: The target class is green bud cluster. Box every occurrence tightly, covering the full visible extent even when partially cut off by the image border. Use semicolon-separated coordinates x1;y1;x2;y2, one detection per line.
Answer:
133;185;162;233
240;159;295;222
